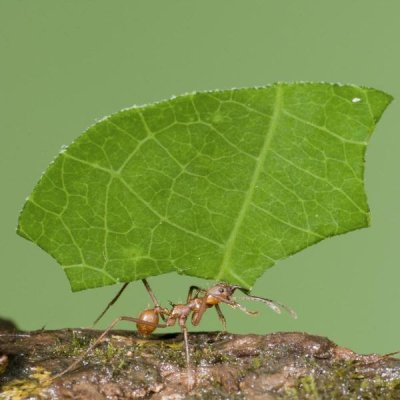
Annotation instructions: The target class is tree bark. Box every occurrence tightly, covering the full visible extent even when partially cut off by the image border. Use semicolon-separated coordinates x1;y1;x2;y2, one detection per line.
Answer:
0;326;399;399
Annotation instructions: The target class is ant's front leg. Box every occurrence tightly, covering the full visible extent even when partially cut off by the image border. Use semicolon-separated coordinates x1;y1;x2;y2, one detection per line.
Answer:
214;304;227;332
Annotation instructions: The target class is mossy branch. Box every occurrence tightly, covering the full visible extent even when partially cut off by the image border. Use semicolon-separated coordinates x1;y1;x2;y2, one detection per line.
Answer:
1;327;399;399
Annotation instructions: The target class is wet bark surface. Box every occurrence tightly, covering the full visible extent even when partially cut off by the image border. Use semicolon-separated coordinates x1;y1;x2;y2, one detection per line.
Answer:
1;327;400;399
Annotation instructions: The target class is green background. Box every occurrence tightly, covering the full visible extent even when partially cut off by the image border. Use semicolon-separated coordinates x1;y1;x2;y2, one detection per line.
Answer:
1;1;398;355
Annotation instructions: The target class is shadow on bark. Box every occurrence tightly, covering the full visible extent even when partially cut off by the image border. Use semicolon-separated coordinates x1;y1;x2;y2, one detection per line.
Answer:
0;325;399;399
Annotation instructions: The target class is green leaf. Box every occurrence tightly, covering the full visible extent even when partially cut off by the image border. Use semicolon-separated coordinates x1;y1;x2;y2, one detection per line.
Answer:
17;83;392;291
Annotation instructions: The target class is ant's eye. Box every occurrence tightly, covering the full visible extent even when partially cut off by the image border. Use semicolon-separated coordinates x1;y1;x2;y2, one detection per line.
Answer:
219;287;225;293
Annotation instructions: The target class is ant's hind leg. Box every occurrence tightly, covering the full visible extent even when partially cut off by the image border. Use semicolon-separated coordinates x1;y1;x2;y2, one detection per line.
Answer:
52;316;166;380
92;282;130;326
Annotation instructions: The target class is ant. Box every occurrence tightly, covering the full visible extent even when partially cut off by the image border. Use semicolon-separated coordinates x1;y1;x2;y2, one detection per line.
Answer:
53;279;297;389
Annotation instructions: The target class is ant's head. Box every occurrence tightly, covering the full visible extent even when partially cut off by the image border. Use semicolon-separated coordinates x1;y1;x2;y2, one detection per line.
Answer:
207;283;249;301
207;283;297;319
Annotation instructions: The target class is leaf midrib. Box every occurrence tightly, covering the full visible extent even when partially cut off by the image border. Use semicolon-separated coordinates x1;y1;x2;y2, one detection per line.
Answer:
216;86;282;283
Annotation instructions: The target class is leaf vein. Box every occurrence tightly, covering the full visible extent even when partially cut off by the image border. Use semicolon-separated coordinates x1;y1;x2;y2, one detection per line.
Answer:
119;177;224;248
62;264;118;285
216;86;283;281
250;202;323;239
282;109;367;146
270;150;366;214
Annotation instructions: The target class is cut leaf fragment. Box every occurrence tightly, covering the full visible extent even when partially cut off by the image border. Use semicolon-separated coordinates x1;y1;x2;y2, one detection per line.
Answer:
17;83;392;291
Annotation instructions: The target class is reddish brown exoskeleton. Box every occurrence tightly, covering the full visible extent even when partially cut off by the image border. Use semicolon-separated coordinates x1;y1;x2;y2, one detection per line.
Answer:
53;279;296;389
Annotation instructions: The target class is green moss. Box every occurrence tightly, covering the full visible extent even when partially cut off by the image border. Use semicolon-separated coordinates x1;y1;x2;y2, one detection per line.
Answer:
191;344;235;366
250;356;262;370
298;375;319;398
156;341;186;368
53;330;92;357
286;361;400;399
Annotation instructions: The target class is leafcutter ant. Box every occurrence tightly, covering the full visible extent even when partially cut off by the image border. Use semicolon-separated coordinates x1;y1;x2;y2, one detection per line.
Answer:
53;279;297;389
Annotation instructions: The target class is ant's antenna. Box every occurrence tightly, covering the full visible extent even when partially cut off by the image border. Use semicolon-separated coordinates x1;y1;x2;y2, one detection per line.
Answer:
244;294;297;319
232;287;297;319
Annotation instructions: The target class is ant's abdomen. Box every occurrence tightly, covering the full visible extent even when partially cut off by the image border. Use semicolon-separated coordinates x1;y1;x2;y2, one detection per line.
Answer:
137;309;159;336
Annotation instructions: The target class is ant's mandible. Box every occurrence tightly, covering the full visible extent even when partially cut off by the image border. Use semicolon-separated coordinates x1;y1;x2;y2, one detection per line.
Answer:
53;279;296;389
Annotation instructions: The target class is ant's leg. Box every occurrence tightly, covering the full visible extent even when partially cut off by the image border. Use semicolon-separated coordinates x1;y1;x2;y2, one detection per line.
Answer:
186;285;206;302
191;296;209;326
93;283;130;326
53;316;167;380
180;324;194;390
142;279;160;307
214;304;227;332
142;279;168;322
